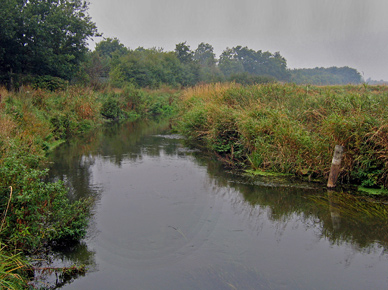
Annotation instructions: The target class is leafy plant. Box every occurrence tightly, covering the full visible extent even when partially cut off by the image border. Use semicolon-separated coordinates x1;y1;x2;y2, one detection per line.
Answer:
0;155;91;250
31;75;68;91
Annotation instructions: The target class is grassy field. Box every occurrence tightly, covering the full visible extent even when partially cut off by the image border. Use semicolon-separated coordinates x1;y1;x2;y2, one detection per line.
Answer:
177;83;388;191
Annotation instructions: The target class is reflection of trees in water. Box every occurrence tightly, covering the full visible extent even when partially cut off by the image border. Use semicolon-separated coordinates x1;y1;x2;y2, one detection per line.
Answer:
48;119;174;199
45;119;175;288
30;241;96;289
47;120;388;283
191;150;388;256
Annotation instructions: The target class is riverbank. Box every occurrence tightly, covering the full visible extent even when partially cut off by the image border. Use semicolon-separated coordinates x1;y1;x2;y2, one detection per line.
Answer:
176;83;388;194
0;85;178;287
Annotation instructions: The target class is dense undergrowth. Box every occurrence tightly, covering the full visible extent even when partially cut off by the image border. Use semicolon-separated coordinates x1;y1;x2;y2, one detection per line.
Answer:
177;83;388;190
0;85;178;288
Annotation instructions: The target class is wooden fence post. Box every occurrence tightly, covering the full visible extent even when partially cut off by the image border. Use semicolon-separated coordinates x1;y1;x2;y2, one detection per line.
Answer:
327;145;344;188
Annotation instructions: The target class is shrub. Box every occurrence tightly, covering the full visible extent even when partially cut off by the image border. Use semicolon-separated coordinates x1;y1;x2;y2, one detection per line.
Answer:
0;155;91;250
31;75;68;91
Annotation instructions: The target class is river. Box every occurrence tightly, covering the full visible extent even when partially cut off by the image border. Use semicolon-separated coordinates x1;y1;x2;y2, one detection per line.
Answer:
44;120;388;290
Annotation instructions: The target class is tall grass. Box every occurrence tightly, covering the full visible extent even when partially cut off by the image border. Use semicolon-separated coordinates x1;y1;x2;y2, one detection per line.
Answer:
177;83;388;189
0;250;28;289
0;85;179;286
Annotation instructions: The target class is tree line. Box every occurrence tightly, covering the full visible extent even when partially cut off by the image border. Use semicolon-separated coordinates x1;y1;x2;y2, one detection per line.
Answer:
0;0;363;89
290;67;363;85
75;38;293;89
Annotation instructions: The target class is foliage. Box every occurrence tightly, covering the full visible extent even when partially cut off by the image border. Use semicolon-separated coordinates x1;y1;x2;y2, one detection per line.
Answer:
194;42;216;67
218;46;290;81
101;95;122;120
290;66;362;85
177;83;388;189
0;86;178;246
80;40;365;90
99;85;178;120
175;42;194;64
0;154;91;250
31;75;69;91
0;0;98;87
95;37;128;58
0;85;179;286
229;72;277;85
109;48;183;88
75;51;110;89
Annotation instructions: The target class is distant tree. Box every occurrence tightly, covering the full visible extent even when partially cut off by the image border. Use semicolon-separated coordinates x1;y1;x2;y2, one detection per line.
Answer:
95;38;127;58
175;42;194;64
0;0;98;86
218;47;244;77
229;72;277;85
76;50;110;88
109;48;188;88
174;42;201;86
194;42;216;67
290;66;362;85
218;46;290;81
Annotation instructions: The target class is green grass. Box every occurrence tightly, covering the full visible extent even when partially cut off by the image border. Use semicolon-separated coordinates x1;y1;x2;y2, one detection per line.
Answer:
177;83;388;190
0;249;28;290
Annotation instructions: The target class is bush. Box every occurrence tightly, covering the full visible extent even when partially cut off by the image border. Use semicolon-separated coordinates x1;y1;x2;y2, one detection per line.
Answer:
31;75;69;91
0;155;91;250
101;96;121;120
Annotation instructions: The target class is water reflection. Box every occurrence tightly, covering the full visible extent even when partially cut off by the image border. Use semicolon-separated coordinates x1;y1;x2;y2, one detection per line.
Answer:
190;150;388;253
47;120;388;290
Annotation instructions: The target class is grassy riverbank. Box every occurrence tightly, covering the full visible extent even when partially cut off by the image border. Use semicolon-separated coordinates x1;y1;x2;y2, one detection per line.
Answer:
0;85;178;287
177;83;388;192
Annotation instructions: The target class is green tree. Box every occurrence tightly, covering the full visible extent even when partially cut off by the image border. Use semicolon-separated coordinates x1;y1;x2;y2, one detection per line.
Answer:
95;37;127;58
290;66;362;85
0;0;98;86
194;42;216;67
76;50;110;87
175;42;193;64
218;47;244;77
218;46;290;81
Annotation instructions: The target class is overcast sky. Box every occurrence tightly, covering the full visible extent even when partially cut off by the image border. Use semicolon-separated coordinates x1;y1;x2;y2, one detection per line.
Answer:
87;0;388;81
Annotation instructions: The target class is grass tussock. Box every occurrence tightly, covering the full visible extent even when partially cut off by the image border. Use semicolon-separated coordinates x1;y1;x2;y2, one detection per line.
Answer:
177;83;388;189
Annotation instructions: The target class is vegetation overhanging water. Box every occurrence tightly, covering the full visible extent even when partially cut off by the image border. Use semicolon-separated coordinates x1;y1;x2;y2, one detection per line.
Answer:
47;120;388;289
0;83;388;288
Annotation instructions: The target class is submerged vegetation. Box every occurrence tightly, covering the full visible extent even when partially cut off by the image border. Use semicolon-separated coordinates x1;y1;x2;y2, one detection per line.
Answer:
177;83;388;191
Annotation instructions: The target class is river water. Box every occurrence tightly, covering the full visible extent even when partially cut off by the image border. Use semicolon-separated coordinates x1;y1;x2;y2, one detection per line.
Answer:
46;120;388;290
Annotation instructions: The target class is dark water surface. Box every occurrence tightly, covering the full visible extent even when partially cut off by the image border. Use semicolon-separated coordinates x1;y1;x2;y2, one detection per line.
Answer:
47;120;388;290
